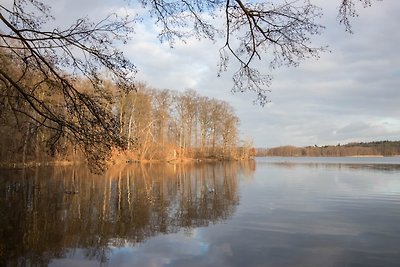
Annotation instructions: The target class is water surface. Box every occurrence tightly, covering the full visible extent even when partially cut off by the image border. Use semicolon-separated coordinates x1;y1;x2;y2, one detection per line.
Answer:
1;158;400;266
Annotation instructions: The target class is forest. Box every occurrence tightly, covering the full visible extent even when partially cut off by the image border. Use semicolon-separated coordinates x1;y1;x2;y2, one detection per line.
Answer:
258;141;400;157
0;66;250;167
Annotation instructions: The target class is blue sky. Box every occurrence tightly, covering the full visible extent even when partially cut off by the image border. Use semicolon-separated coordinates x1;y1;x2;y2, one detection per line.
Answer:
21;0;400;147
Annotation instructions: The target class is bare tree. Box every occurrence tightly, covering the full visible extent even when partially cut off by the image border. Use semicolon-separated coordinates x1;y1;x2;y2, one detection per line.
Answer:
139;0;379;105
198;96;212;154
0;0;136;171
338;0;379;33
153;89;173;146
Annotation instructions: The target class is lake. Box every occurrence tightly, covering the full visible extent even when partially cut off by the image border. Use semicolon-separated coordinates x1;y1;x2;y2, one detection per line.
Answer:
1;157;400;266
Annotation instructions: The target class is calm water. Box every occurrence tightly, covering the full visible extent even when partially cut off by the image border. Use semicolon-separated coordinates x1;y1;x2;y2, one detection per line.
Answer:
1;157;400;266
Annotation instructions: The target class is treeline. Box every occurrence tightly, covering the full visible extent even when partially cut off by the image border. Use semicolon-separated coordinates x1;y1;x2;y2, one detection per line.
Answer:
113;84;249;161
0;73;249;165
258;141;400;157
0;41;255;170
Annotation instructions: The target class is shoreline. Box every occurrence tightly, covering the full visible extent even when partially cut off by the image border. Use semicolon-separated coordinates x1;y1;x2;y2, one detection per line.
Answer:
0;157;253;170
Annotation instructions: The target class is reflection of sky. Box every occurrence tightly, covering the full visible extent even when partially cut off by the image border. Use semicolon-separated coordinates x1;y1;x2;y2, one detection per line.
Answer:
105;229;210;267
50;230;210;267
188;161;391;266
49;250;107;267
51;159;400;267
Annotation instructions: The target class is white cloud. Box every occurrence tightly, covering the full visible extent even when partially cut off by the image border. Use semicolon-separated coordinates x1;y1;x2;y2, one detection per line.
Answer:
38;0;400;147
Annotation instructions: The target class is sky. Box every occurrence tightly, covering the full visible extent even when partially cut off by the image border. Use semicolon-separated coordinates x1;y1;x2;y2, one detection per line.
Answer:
17;0;400;148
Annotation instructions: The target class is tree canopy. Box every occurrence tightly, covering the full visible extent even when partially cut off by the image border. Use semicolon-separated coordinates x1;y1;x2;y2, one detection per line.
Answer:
136;0;378;104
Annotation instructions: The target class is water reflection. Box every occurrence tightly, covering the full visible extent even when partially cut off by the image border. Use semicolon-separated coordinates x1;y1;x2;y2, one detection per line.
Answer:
0;161;253;266
258;156;400;172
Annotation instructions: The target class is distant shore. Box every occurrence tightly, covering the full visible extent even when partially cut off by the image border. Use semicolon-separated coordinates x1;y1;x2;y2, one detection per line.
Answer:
257;141;400;158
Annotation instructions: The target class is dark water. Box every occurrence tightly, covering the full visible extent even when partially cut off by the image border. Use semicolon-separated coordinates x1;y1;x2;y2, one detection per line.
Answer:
1;158;400;267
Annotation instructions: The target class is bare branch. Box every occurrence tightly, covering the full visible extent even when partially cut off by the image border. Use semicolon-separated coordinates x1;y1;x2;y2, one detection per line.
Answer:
0;0;137;170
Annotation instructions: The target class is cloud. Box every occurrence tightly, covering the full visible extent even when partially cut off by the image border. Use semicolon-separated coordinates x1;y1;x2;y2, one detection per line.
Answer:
33;0;400;147
238;0;400;147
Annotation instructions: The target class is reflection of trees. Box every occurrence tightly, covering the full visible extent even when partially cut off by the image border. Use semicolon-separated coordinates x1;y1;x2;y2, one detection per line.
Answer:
0;161;253;266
